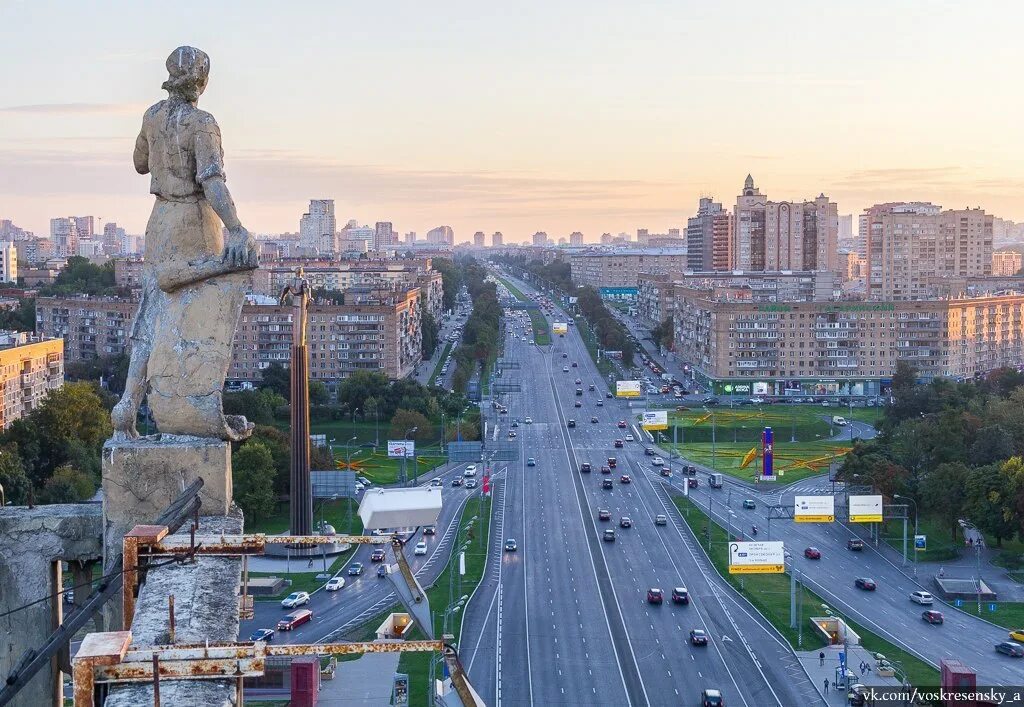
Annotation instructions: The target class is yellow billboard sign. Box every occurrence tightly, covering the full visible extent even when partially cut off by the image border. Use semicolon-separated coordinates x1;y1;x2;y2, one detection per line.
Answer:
552;322;568;335
728;541;785;574
641;410;668;430
616;380;641;398
794;495;835;523
849;495;883;523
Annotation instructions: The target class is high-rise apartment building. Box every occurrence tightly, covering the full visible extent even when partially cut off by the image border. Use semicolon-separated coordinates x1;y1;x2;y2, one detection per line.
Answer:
373;221;395;251
0;334;63;429
0;220;31;240
992;250;1022;277
686;197;732;272
733;175;838;273
299;200;337;255
102;222;126;255
838;214;854;241
532;232;548;246
50;217;78;257
72;216;94;240
492;231;503;247
569;249;688;291
473;231;486;247
862;202;992;300
569;231;584;246
0;242;17;283
426;226;454;245
405;231;417;244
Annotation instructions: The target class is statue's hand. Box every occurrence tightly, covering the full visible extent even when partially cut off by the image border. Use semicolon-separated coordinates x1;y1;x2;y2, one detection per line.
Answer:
222;225;258;269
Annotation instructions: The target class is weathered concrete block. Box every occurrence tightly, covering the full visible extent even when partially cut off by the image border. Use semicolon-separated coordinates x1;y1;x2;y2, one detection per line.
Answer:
105;510;244;707
0;505;102;707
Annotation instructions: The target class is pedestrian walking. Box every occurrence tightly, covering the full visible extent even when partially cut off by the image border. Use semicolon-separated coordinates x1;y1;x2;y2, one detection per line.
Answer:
819;651;825;666
824;678;829;693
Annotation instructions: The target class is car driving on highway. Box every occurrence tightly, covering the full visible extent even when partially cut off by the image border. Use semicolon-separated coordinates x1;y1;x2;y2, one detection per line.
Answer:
690;629;709;646
281;591;310;608
348;562;364;576
325;577;345;591
855;577;876;591
647;588;663;604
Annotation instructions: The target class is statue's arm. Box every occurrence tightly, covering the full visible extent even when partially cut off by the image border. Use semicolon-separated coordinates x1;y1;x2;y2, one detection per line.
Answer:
133;129;149;175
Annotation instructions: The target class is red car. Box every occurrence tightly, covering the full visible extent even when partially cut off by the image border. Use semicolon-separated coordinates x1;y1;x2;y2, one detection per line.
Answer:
671;587;690;604
922;610;944;624
659;468;671;477
689;629;709;646
607;457;617;468
855;577;877;591
804;547;821;560
620;474;632;484
598;509;611;521
614;439;624;448
647;588;664;604
617;420;628;428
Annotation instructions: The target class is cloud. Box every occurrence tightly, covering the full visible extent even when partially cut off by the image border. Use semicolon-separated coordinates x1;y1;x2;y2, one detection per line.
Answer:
0;102;141;115
835;166;966;188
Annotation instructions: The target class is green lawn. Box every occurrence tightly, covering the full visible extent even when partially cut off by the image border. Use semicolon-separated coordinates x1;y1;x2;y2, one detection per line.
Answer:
429;341;453;387
527;307;551;345
248;497;363;536
672;494;940;688
665;440;850;485
666;404;879;444
399;496;492;707
880;515;961;563
495;275;527;302
959;602;1024;631
574;315;616;382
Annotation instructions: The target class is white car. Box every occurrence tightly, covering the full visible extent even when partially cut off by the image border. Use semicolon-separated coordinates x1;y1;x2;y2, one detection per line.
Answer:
524;417;533;424
625;434;634;442
414;541;428;556
281;591;310;608
909;590;934;605
325;577;345;592
651;457;664;466
463;464;477;477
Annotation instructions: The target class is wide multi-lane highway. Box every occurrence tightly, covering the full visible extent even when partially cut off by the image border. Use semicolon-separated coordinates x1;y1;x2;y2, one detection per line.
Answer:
460;273;824;707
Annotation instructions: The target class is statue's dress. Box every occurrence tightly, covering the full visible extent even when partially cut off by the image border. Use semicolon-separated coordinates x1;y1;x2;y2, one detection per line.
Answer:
132;99;250;439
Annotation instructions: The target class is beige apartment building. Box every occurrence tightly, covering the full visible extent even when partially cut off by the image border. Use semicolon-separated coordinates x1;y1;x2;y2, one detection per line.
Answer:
673;288;1024;396
733;175;838;274
569;248;688;292
992;250;1022;277
36;288;422;387
863;202;993;300
0;334;63;429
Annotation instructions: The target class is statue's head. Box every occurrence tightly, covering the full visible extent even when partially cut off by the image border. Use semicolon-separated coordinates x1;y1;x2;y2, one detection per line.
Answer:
161;46;211;102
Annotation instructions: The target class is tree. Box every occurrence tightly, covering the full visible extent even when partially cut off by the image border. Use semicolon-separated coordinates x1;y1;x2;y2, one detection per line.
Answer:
337;370;390;416
0;298;36;332
39;257;117;297
421;311;439;360
259;362;292;401
223;389;284;426
22;382;111;487
39;465;95;504
233;441;277;522
970;425;1015;466
651;317;673;351
0;447;30;506
921;461;969;541
247;425;290;497
390;409;432;443
309;380;330;406
964;461;1018;547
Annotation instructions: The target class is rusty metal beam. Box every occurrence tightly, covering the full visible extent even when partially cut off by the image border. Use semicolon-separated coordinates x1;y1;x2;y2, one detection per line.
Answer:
95;657;265;683
266;640;442;657
121;525;169;630
141;533;393;557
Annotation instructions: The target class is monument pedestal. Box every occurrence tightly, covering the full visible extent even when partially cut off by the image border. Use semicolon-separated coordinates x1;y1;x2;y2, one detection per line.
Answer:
101;434;233;628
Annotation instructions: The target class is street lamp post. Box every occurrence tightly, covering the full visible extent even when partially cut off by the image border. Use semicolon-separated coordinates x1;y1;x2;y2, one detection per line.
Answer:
894;494;918;576
402;426;418;486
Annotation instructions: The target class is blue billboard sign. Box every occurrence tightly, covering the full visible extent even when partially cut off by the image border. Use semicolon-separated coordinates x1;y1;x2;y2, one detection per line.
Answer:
761;427;775;480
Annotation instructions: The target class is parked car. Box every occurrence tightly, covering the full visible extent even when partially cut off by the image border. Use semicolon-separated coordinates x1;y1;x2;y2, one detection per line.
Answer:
671;587;690;604
922;610;944;624
277;609;313;631
250;628;275;642
281;591;310;609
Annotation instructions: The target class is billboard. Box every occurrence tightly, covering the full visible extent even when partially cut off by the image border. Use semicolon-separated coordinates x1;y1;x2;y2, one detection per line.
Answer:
760;427;775;480
553;322;568;335
914;534;927;551
387;440;416;458
849;495;883;523
616;380;641;398
794;495;835;523
641;410;668;431
728;541;785;574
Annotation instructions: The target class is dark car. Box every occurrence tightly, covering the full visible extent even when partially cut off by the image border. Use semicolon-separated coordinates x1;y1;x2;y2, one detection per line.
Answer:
602;478;614;490
620;474;632;484
575;388;583;396
995;641;1024;657
742;499;756;510
606;391;614;398
574;401;582;408
580;462;592;473
377;564;388;578
567;419;576;428
572;362;578;368
562;352;568;358
348;562;364;576
690;629;709;646
847;538;865;551
451;478;464;487
702;397;719;406
644;447;655;456
687;478;698;488
575;378;582;385
855;577;877;591
597;400;604;406
603;529;616;542
598;509;611;521
684;465;697;475
671;587;690;604
600;465;611;474
647;588;664;604
619;516;632;528
617;420;628;428
701;688;724;707
804;547;821;560
250;628;275;642
588;384;595;391
607;457;617;468
922;610;944;624
591;416;599;423
370;548;386;562
660;468;671;477
423;525;436;535
614;439;624;448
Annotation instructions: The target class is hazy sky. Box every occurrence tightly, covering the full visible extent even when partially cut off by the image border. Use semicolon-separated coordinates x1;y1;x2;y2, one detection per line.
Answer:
3;1;1023;242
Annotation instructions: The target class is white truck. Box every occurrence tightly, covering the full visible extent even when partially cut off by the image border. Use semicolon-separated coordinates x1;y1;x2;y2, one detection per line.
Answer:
831;416;848;426
708;473;724;488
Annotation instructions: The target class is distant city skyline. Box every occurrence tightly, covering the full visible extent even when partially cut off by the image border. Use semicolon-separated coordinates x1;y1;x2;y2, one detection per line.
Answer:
4;2;1024;240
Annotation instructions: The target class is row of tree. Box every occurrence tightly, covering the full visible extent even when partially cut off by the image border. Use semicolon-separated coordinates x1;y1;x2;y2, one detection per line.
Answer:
574;285;635;367
451;258;502;393
840;361;1024;548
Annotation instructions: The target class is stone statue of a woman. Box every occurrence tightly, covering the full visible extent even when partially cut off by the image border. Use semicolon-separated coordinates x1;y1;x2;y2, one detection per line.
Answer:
111;46;258;441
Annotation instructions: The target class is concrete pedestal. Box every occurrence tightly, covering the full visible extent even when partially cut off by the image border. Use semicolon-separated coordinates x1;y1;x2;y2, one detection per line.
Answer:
102;434;233;628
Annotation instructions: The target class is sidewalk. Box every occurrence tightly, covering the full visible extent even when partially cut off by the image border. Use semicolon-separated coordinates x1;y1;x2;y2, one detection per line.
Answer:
797;645;907;706
318;653;400;706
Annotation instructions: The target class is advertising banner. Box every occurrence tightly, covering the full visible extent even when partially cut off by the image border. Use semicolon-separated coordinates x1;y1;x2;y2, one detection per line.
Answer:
553;322;568;335
849;495;883;523
760;427;775;480
641;410;668;430
728;541;785;574
616;380;641;398
794;495;835;523
914;534;926;551
387;440;416;458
